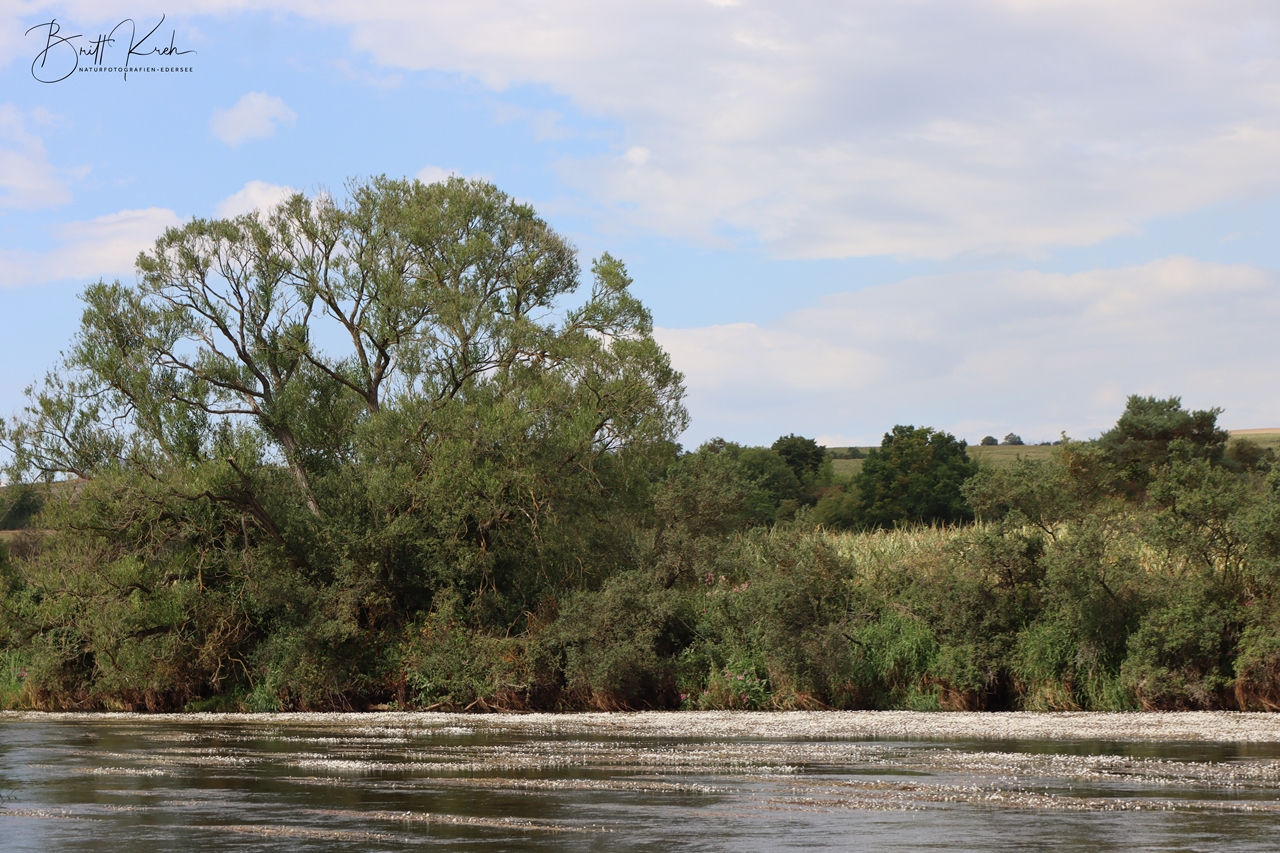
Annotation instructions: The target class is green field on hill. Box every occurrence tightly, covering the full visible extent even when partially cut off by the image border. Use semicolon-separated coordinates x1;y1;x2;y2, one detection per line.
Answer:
830;443;1057;476
1229;429;1280;451
829;430;1279;477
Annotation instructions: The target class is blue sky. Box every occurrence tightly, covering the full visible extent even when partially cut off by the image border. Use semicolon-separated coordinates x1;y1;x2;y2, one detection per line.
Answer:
2;1;1279;448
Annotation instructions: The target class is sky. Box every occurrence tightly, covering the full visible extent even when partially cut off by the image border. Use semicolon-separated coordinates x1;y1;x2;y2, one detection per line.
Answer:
1;1;1279;449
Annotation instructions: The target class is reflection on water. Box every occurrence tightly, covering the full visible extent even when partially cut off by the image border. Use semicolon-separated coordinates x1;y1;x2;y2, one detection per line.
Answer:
2;712;1280;851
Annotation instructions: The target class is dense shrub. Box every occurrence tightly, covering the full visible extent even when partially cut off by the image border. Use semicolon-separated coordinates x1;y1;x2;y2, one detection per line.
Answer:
553;571;692;709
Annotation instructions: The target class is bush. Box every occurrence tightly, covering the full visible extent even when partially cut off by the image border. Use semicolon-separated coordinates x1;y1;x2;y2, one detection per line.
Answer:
401;591;534;711
0;484;44;530
1224;438;1275;473
812;488;863;530
4;381;1279;713
554;571;693;709
1121;578;1241;710
1235;619;1280;710
0;650;29;710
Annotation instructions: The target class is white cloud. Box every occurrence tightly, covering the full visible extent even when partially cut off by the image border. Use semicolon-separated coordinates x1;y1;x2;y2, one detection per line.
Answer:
0;208;182;289
491;103;569;140
19;2;1280;258
243;0;1280;259
209;92;297;147
0;104;71;208
415;165;457;184
215;180;296;218
656;258;1280;446
415;164;493;185
333;58;403;89
0;8;29;72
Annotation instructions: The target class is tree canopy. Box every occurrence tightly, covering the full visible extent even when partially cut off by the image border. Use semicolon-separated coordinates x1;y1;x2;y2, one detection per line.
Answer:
855;425;978;528
0;176;688;708
770;434;825;482
1098;395;1229;489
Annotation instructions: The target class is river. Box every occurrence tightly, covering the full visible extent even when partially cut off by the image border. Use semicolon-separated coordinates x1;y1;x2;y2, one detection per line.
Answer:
2;711;1279;851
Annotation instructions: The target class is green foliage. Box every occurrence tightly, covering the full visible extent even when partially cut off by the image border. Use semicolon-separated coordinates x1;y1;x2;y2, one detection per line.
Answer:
1121;577;1242;709
1099;395;1229;491
555;571;692;709
674;524;859;709
401;590;532;711
0;176;687;710
980;436;999;446
771;434;826;482
644;441;770;586
0;484;44;530
1;477;256;710
0;649;28;710
964;444;1106;531
1002;433;1024;446
690;656;771;710
848;609;941;709
3;224;1279;722
1224;438;1275;473
855;425;979;528
964;422;1279;711
1235;616;1280;711
736;446;805;510
812;488;863;530
663;439;836;527
1016;517;1147;710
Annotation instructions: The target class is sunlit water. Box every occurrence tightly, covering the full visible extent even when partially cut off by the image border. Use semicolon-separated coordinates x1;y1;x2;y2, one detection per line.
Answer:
3;712;1280;851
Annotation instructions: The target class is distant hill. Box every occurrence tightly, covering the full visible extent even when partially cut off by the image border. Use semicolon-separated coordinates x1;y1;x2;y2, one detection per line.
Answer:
1229;428;1280;451
829;429;1280;477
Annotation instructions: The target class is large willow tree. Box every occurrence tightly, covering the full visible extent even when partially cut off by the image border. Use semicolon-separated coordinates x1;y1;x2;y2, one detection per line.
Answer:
0;177;687;709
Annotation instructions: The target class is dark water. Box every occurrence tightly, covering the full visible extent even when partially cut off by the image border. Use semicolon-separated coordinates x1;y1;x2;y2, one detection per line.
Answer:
2;714;1280;851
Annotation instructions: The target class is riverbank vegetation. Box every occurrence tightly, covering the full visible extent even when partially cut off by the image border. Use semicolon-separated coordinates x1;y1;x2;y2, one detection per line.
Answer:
2;176;1280;712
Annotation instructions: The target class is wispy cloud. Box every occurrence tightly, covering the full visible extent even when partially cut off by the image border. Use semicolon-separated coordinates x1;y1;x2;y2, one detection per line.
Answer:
415;165;490;184
333;58;402;89
214;180;296;218
222;0;1280;259
415;165;457;184
490;103;570;141
0;208;182;289
0;104;71;209
24;2;1280;258
210;92;297;147
657;258;1280;445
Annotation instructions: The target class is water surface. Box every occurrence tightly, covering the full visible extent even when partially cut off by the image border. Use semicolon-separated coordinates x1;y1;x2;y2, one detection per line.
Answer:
2;711;1279;851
